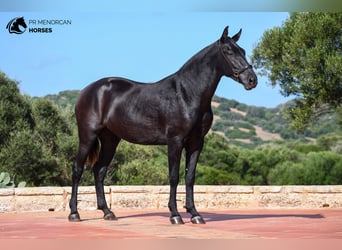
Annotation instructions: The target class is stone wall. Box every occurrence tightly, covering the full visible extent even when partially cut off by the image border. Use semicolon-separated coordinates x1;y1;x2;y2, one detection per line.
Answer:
1;185;342;213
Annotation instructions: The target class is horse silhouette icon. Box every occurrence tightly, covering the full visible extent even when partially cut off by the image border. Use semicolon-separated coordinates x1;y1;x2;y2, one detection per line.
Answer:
6;17;27;34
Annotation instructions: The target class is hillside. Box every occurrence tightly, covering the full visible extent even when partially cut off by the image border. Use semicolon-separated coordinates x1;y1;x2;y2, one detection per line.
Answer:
211;96;340;147
42;90;340;148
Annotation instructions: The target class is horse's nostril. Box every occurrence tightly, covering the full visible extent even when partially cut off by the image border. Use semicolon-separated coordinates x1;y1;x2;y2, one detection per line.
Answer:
248;76;257;88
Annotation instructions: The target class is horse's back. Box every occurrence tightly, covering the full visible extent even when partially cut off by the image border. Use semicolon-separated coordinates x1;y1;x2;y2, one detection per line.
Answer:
75;77;136;126
77;76;138;106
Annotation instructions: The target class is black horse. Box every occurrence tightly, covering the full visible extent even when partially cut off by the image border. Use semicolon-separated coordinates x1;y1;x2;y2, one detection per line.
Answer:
69;26;257;224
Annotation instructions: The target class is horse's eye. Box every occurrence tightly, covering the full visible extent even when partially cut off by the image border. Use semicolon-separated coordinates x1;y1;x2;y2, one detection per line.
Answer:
224;45;233;55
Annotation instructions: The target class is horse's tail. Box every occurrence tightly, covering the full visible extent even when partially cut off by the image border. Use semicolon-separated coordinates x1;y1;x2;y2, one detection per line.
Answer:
86;138;100;167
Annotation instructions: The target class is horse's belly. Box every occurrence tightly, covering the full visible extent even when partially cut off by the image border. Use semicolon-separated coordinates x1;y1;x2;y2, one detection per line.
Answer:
120;128;168;145
106;116;168;145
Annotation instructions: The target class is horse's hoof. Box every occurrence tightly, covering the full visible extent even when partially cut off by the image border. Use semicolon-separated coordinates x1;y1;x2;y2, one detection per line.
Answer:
104;212;118;221
191;215;205;224
68;213;81;222
170;216;184;225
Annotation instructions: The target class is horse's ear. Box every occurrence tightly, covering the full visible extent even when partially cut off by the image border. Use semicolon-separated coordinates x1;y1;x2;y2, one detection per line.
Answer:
220;26;229;43
232;28;242;42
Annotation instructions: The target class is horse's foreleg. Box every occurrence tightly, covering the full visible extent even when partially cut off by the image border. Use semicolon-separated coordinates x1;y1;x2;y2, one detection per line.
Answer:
167;140;184;224
185;138;205;224
93;133;120;220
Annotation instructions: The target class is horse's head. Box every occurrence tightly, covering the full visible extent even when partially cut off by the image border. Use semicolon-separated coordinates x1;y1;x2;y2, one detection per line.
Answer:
218;26;257;90
16;17;27;28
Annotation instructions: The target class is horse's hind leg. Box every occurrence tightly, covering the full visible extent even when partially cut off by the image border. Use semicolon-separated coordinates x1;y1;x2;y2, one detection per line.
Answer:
93;129;121;220
69;134;97;222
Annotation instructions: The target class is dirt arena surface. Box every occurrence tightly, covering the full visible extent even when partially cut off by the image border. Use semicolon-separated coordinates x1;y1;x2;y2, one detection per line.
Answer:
1;208;341;239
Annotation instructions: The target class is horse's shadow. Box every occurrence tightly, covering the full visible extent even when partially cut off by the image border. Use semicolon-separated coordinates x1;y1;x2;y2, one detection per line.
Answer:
117;211;324;222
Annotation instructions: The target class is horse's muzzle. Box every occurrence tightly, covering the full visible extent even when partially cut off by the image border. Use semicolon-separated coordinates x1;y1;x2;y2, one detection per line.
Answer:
240;71;257;90
245;75;257;90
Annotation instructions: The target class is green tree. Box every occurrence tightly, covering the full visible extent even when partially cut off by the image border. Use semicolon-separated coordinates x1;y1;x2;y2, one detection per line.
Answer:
267;161;306;185
316;132;342;153
267;149;342;185
0;72;34;146
31;98;71;153
0;129;55;186
104;142;169;185
0;73;77;186
302;151;342;185
195;164;242;185
200;133;234;170
252;13;342;130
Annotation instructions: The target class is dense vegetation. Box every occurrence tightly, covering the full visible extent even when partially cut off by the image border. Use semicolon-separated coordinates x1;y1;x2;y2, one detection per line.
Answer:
1;72;341;187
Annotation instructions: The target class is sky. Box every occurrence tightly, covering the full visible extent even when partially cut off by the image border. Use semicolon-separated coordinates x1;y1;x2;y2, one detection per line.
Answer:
0;1;318;108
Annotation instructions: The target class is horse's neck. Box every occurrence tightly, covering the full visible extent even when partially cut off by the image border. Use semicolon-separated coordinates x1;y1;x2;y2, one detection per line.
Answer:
177;43;222;104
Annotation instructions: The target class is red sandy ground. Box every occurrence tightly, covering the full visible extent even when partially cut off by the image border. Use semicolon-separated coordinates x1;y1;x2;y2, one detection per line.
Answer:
1;209;341;239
